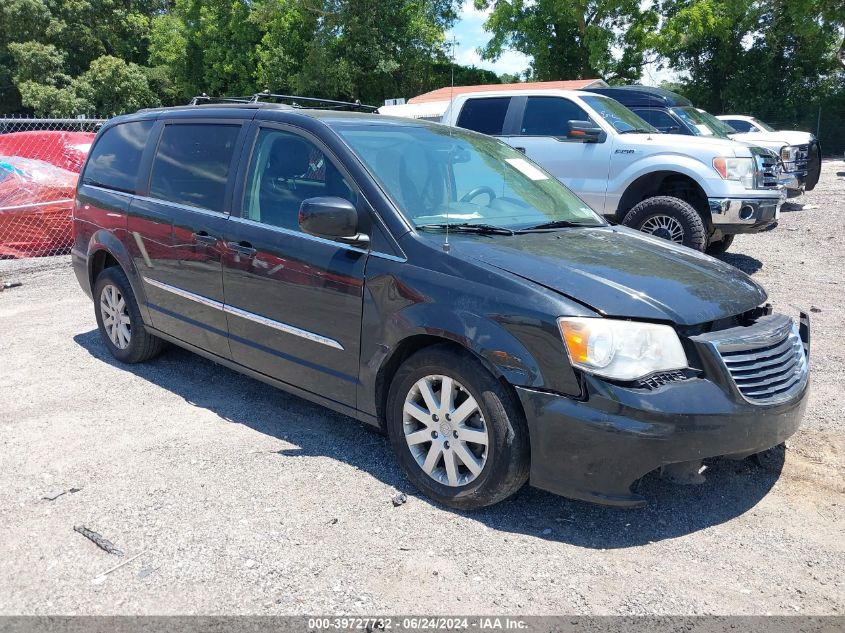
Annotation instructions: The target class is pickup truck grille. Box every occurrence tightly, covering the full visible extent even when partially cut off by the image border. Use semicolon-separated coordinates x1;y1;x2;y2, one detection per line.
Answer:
716;322;808;405
793;144;809;172
752;148;781;189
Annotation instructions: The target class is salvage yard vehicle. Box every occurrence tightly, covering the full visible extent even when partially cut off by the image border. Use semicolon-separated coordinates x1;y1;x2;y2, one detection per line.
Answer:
716;114;821;196
585;86;818;198
72;97;810;509
441;88;785;254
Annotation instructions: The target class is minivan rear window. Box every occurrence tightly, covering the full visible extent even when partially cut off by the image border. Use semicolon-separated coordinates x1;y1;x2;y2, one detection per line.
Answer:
83;120;154;194
149;123;240;212
456;97;510;135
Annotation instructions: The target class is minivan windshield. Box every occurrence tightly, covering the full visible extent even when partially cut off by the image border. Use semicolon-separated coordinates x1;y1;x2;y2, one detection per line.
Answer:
580;95;659;134
334;122;605;231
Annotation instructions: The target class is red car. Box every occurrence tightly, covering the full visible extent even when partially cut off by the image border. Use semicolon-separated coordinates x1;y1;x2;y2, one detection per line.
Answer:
0;131;95;258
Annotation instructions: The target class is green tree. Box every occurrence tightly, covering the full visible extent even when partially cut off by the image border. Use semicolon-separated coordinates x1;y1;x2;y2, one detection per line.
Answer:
72;55;160;116
474;0;657;81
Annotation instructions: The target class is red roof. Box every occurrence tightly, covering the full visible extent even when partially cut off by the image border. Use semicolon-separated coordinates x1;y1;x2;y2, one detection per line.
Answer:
408;79;608;103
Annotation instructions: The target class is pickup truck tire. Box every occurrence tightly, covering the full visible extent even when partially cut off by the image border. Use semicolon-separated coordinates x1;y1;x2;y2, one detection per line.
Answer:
705;234;734;256
622;196;708;252
386;345;530;510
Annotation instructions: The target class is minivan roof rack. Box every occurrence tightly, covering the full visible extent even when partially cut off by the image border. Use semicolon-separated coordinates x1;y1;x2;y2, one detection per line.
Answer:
188;91;378;112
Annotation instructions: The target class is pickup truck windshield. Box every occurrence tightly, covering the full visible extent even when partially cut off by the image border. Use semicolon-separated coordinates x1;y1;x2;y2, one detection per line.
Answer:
580;95;658;134
697;110;739;136
671;107;730;138
334;122;605;230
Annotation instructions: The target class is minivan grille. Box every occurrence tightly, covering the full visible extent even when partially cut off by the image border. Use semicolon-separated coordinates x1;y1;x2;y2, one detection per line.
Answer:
717;324;807;404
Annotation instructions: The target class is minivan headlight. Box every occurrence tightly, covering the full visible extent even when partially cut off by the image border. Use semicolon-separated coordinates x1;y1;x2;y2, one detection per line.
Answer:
558;317;688;381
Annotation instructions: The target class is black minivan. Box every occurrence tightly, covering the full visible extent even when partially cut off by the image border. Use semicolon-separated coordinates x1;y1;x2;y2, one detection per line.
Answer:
72;99;810;509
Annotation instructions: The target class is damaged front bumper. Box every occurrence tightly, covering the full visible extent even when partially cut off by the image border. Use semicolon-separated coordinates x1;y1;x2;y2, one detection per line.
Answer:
518;312;810;508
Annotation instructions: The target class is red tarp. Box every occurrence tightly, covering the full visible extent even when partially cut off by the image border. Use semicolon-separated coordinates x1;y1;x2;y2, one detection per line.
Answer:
0;131;94;258
0;131;94;173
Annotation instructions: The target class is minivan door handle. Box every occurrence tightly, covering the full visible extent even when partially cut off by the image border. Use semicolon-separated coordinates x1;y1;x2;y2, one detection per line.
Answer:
226;240;257;256
192;231;219;245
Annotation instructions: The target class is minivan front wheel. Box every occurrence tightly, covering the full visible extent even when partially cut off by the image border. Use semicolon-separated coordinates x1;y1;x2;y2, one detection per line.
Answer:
386;346;529;509
623;196;707;251
93;267;165;364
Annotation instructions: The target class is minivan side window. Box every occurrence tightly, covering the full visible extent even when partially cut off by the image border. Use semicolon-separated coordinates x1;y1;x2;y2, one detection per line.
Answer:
456;97;511;135
520;97;592;137
149;123;240;212
82;120;155;194
242;128;357;232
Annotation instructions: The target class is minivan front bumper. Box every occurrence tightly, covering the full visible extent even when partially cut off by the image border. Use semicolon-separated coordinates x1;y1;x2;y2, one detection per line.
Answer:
517;313;810;507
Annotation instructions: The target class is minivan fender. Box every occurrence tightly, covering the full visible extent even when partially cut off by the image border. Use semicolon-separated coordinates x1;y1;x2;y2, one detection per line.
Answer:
361;300;575;424
86;230;153;325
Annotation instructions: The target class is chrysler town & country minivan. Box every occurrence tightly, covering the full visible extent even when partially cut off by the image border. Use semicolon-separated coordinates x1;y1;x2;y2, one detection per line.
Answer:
72;100;810;509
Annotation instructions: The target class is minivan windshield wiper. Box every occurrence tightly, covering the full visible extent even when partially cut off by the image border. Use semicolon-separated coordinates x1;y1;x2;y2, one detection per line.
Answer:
416;223;515;236
517;219;603;232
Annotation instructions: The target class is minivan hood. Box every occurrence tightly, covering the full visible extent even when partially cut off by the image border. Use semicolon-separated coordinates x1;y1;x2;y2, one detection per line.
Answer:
446;226;767;326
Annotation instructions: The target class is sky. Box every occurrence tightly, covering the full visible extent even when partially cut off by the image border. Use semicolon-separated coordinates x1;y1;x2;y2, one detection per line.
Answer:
447;1;676;85
447;1;532;77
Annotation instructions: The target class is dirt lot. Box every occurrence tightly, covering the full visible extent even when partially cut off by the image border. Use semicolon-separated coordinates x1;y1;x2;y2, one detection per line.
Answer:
1;161;843;616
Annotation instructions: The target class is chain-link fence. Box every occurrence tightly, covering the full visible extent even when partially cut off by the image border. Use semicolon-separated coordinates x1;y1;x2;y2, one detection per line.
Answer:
0;117;105;259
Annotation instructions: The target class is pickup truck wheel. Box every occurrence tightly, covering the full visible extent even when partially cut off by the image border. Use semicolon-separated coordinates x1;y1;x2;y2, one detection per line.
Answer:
386;345;529;510
623;196;708;251
705;234;734;256
93;267;165;364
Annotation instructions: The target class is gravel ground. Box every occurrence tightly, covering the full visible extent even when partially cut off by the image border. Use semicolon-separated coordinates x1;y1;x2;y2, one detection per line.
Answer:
1;160;843;616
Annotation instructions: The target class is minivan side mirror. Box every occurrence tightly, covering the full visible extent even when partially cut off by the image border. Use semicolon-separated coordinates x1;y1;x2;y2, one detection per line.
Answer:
566;120;605;143
299;197;370;248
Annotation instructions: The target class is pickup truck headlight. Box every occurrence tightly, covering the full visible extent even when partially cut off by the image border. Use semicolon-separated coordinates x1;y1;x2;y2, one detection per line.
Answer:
780;146;798;162
558;317;688;381
712;157;755;189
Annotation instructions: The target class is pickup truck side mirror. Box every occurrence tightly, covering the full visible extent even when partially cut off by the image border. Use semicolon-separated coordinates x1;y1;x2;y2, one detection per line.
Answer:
299;197;370;248
566;120;606;143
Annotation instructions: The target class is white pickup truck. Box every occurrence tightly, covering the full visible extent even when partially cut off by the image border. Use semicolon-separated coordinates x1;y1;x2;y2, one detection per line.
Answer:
440;89;786;254
715;115;821;195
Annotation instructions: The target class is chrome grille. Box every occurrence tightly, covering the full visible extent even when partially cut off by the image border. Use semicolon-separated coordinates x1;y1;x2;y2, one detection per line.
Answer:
752;148;781;189
715;319;808;405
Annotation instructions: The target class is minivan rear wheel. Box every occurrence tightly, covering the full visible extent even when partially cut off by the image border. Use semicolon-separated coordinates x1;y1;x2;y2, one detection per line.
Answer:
386;345;529;509
623;196;708;251
93;267;165;363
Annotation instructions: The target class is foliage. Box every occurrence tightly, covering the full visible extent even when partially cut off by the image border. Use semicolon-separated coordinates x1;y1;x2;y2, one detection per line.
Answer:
474;0;658;82
0;0;842;152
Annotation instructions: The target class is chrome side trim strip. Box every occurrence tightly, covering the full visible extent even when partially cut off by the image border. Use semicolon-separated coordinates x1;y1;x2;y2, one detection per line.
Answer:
142;276;344;350
144;277;224;310
222;304;344;350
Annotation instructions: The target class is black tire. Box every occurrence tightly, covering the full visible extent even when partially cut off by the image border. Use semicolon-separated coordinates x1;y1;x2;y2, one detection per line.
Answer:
93;266;165;363
705;234;734;256
386;345;530;510
622;196;708;252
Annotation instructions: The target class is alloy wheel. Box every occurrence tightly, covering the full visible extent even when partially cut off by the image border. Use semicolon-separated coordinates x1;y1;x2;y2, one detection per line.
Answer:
403;375;489;487
100;284;131;349
640;214;685;243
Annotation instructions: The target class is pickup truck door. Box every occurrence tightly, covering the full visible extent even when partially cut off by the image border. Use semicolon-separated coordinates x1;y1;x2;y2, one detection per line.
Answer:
500;96;613;213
